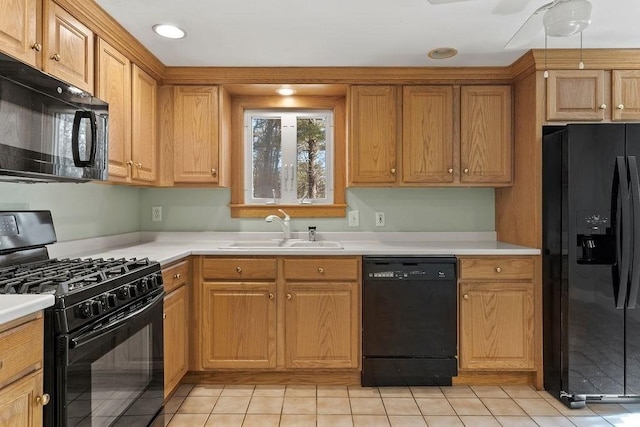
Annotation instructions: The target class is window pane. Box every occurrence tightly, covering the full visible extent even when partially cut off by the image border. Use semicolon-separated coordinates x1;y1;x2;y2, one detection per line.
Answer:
296;117;327;200
252;117;281;199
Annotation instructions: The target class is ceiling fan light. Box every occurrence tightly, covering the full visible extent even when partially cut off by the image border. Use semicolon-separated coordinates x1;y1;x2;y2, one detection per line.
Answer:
543;0;592;37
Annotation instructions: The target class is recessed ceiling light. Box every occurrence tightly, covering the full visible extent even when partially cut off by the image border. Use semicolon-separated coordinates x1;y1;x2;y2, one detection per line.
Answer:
276;88;297;96
428;47;458;60
152;24;186;39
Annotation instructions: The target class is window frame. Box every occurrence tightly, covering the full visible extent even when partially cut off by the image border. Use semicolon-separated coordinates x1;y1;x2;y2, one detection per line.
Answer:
230;95;347;218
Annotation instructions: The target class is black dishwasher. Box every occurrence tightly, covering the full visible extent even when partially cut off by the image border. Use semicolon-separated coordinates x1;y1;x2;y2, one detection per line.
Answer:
362;256;458;386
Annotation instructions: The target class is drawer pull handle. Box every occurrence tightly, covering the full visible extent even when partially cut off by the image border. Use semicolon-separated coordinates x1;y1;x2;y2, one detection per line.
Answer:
174;273;181;279
287;293;292;300
36;394;50;406
236;266;242;273
495;267;502;273
463;294;469;300
269;293;274;300
318;267;324;274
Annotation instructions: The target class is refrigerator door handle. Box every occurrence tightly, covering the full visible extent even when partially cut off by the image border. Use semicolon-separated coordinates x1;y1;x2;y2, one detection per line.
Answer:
614;156;631;309
627;156;640;309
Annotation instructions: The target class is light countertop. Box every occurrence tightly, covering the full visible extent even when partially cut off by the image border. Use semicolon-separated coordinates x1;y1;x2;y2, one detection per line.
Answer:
0;295;55;326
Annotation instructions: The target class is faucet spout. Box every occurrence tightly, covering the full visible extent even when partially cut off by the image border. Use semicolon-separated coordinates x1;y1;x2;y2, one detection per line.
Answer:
265;209;291;240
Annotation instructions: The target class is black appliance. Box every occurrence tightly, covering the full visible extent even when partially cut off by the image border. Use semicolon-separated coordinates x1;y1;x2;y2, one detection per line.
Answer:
0;211;164;426
543;124;640;408
362;256;458;386
0;51;108;183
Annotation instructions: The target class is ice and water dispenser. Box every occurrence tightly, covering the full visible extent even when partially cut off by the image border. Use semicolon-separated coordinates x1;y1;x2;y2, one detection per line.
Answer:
576;211;615;264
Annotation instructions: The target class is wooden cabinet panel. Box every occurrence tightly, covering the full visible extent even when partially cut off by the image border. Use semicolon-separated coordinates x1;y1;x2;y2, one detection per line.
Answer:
284;282;359;369
612;70;640;121
0;0;39;67
43;0;93;93
162;259;189;294
283;257;359;281
164;284;188;399
131;64;157;183
96;38;132;182
0;370;43;427
546;70;606;121
459;257;534;280
402;86;454;183
459;281;535;370
349;85;398;184
0;316;42;386
173;86;220;183
202;258;277;280
201;282;277;369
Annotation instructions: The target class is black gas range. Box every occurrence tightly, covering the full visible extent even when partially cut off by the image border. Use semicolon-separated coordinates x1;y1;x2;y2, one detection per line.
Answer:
0;211;164;427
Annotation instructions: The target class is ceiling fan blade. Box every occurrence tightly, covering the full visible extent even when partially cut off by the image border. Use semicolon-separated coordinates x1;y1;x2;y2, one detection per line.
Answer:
427;0;475;4
504;2;553;49
493;0;532;15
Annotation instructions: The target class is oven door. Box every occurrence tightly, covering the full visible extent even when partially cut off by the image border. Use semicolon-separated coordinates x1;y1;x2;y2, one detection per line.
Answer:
54;288;164;427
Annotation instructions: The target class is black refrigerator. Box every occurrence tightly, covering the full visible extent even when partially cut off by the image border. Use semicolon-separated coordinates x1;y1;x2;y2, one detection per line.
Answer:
543;123;640;408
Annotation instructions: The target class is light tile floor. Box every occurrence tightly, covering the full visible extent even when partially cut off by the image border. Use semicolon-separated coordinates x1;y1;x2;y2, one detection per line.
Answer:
157;384;640;427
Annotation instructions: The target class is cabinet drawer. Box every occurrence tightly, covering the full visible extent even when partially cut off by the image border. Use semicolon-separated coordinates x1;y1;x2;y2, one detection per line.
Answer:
162;260;189;293
202;258;277;280
0;317;42;387
283;257;359;281
459;257;534;280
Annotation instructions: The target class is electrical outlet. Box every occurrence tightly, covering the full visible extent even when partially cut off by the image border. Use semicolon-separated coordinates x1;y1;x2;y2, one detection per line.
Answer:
152;206;162;222
375;211;385;227
348;210;359;227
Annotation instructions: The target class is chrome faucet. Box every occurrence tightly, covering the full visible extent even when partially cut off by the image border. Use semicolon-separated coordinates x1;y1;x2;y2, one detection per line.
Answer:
265;209;291;240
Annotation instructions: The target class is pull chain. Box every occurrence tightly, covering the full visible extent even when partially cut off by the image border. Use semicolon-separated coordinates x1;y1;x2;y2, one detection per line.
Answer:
543;34;549;79
578;31;585;69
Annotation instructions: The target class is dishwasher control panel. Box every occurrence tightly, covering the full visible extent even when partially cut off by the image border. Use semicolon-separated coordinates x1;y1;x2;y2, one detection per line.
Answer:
363;256;457;281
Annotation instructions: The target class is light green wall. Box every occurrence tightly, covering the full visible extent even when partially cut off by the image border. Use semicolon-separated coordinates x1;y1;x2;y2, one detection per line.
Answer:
0;182;140;241
138;187;495;232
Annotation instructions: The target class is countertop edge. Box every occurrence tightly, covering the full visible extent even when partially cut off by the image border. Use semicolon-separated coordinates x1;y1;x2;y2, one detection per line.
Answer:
0;295;55;326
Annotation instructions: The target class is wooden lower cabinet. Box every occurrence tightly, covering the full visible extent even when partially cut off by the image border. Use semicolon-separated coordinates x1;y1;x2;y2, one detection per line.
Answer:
0;370;43;427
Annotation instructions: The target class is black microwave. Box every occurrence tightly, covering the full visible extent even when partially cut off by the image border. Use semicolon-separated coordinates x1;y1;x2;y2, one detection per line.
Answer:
0;52;108;183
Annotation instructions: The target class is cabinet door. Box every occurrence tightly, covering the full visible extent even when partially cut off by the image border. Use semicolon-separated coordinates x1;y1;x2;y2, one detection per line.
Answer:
349;85;398;184
284;282;359;369
164;285;188;399
201;282;276;369
546;70;606;121
459;282;534;370
402;86;454;183
43;0;93;93
0;0;39;67
460;86;512;184
131;64;157;183
0;370;44;427
174;86;220;183
612;70;640;121
96;39;132;182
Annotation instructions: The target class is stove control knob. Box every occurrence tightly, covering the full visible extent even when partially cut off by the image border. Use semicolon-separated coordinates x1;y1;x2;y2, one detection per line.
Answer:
137;278;148;293
116;287;130;300
91;300;103;316
154;273;164;287
106;293;117;308
79;302;93;319
128;285;138;298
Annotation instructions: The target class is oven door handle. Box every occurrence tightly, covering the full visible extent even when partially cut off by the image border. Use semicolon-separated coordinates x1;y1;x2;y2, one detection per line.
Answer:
69;290;164;349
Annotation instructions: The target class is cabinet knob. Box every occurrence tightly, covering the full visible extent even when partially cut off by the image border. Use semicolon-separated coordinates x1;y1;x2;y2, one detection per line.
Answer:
127;160;133;166
31;43;42;52
318;267;324;274
35;394;50;406
162;313;166;319
496;267;502;273
269;293;274;300
211;169;217;176
287;293;292;300
391;168;396;174
174;273;181;279
600;104;607;110
463;294;469;300
448;168;453;174
136;163;142;168
463;168;470;174
236;266;242;273
51;53;61;62
618;104;625;110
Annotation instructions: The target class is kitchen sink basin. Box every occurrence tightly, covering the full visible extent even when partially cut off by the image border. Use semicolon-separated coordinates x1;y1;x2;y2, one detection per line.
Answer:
221;240;343;250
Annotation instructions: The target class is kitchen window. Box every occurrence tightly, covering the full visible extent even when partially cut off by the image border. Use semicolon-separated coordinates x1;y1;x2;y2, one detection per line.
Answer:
244;110;333;205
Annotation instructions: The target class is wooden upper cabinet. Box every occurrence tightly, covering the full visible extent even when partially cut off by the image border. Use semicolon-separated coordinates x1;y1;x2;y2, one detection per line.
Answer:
349;85;398;184
612;70;640;121
402;86;454;183
173;86;220;183
131;64;157;183
460;86;512;184
0;0;39;67
96;39;132;182
546;70;606;121
43;0;94;93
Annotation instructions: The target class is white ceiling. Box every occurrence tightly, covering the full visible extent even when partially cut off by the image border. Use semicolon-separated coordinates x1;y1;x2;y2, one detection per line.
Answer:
94;0;640;67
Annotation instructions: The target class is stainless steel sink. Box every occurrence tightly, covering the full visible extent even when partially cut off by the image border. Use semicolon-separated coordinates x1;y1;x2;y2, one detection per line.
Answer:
221;240;343;250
